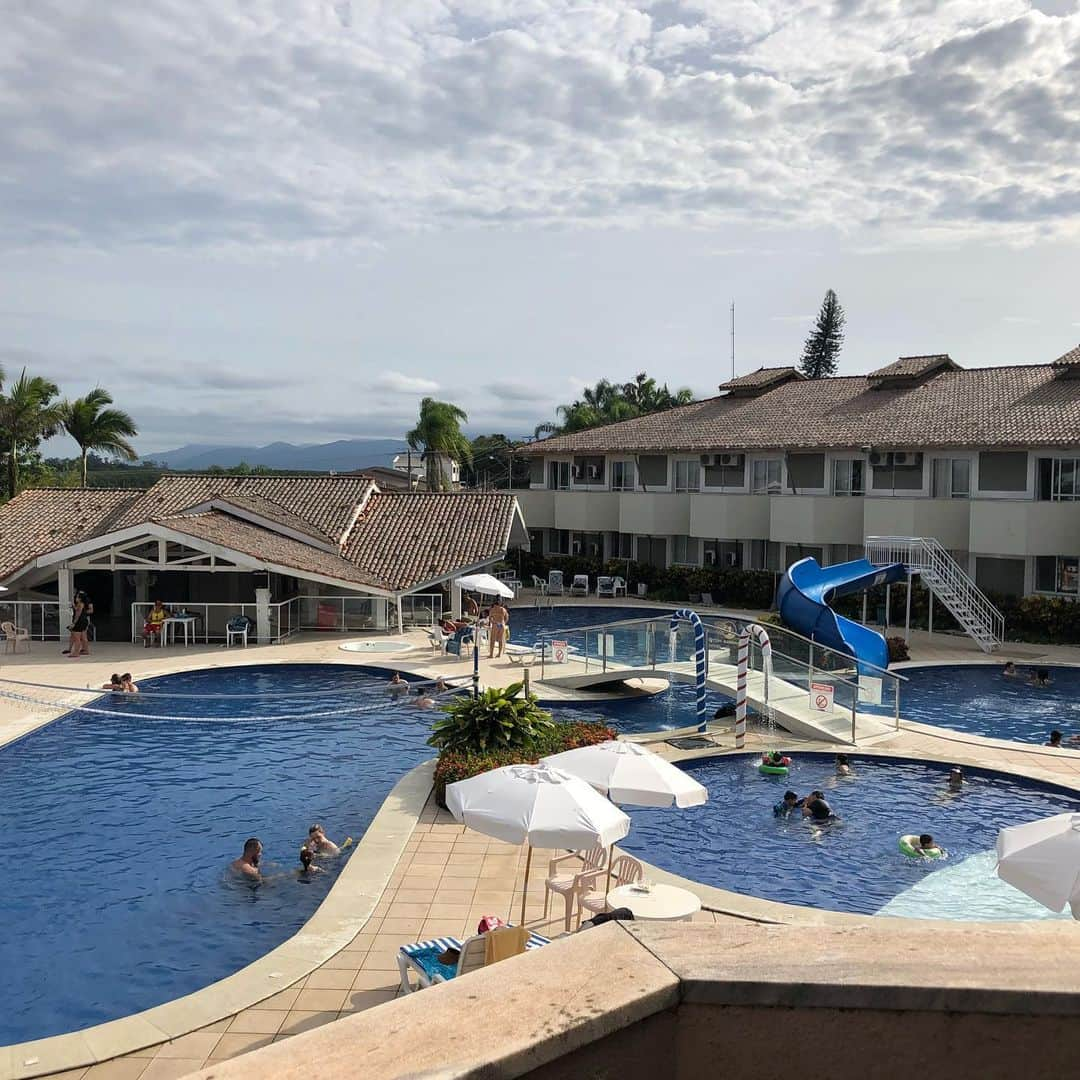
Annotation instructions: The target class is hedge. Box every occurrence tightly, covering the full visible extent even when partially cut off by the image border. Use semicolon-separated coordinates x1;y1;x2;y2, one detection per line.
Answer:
432;718;616;808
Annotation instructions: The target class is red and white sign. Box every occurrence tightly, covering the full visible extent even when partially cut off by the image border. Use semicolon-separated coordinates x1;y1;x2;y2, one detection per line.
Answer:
810;681;835;712
551;640;568;664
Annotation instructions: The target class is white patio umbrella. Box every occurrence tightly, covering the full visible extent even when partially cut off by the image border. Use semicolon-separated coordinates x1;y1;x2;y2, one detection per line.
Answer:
454;573;514;599
996;813;1080;918
541;740;708;808
446;763;631;923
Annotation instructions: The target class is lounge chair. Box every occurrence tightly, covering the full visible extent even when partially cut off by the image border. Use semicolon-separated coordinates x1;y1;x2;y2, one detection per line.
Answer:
596;576;614;598
532;574;549;595
700;592;714;607
397;929;550;993
612;576;627;598
569;574;589;597
1;620;30;653
545;846;607;932
575;855;644;928
547;570;565;596
504;643;537;666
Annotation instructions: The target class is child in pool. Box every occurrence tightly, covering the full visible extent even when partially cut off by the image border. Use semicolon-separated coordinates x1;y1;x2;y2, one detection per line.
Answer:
835;754;852;776
910;833;944;857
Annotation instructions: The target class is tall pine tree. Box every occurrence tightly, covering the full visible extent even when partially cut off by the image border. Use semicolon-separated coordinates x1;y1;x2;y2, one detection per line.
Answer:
798;289;846;379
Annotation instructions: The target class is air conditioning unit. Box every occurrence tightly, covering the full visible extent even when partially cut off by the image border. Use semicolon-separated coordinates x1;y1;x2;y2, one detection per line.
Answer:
700;453;718;467
572;465;583;480
869;450;891;467
891;451;923;467
719;453;745;468
704;550;718;565
572;540;582;554
589;542;601;556
586;464;600;479
725;551;739;567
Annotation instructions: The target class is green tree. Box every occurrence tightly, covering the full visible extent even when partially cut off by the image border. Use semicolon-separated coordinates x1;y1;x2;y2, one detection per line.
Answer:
62;387;139;487
428;683;555;754
0;367;65;499
535;372;694;437
463;433;531;488
406;398;473;491
798;289;846;379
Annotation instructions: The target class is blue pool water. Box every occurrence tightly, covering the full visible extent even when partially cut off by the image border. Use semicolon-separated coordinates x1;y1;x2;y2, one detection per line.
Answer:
619;754;1079;920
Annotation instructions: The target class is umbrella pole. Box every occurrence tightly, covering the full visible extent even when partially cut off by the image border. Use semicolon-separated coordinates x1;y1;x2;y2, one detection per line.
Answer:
604;844;613;904
519;845;533;926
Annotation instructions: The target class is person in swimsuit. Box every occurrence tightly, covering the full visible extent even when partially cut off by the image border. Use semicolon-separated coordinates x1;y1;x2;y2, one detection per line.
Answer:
102;673;124;693
297;846;325;880
488;601;509;659
142;599;169;647
307;824;352;856
387;672;410;698
120;673;139;693
67;595;91;657
231;837;262;880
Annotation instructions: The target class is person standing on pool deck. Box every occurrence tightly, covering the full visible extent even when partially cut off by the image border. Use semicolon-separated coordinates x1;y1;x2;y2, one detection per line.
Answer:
488;600;509;659
231;838;262;880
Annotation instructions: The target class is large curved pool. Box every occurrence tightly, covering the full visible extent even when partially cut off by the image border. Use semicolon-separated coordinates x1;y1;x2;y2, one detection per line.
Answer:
898;663;1080;744
619;754;1079;921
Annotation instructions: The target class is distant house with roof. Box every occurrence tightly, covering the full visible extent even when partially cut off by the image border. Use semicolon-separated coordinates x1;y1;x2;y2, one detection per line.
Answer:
0;475;526;642
518;348;1080;601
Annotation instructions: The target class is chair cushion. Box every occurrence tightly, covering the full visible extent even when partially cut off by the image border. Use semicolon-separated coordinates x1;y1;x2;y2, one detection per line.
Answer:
399;936;464;981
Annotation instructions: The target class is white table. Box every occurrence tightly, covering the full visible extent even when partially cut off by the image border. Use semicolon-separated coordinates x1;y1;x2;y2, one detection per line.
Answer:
607;883;701;922
162;615;198;647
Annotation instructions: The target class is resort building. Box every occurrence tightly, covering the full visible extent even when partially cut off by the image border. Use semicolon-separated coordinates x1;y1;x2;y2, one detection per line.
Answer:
518;349;1080;600
0;474;526;642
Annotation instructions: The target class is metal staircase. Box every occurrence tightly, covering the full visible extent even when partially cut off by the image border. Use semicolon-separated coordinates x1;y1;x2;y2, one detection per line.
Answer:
864;536;1004;654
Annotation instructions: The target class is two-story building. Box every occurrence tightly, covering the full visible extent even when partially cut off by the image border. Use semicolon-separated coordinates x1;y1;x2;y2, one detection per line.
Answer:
517;350;1080;598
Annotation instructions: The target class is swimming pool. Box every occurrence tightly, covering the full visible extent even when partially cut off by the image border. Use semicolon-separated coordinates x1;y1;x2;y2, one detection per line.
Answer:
618;754;1079;921
898;663;1080;744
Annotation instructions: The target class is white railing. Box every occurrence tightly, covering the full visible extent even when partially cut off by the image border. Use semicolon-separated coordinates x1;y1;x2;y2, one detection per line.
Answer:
0;600;63;640
865;536;1004;652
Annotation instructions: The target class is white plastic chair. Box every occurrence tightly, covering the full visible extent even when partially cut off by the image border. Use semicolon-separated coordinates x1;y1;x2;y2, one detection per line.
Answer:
612;576;628;598
575;855;644;927
1;621;30;653
596;576;614;597
547;570;565;596
532;575;549;595
569;574;589;596
545;847;607;931
427;627;448;655
226;624;249;647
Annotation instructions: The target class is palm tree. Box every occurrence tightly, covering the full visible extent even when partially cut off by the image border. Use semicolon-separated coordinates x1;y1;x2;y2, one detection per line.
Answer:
406;398;473;491
534;372;695;438
62;387;140;487
0;367;65;499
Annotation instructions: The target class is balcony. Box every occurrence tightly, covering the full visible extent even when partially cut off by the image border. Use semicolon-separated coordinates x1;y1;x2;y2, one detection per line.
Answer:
769;495;864;545
969;500;1080;556
863;498;970;550
689;494;770;539
516;488;556;529
554;491;620;532
619;492;691;535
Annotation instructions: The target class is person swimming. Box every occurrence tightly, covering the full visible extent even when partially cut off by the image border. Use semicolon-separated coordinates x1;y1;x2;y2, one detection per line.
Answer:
773;791;799;818
1002;661;1020;678
1030;668;1051;687
387;672;410;698
101;673;123;693
1047;730;1064;748
947;767;964;791
297;846;325;880
307;823;353;856
231;837;262;880
910;833;944;857
120;672;139;693
802;791;836;822
415;691;436;709
835;754;852;777
434;677;450;693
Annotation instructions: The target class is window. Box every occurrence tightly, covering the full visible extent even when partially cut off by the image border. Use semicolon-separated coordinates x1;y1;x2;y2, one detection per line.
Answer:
571;532;604;557
1036;555;1080;595
610;460;636;491
573;456;605;485
547;529;571;555
674;459;701;493
751;459;782;495
786;453;825;491
748;540;781;571
548;461;571;490
827;544;864;565
1038;458;1080;501
703;540;741;568
932;458;971;499
672;535;698;566
832;459;865;496
977;451;1027;493
608;532;634;558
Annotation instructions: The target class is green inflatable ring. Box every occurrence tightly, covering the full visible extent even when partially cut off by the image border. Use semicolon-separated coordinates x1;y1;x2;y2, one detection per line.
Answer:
758;764;789;777
899;834;944;859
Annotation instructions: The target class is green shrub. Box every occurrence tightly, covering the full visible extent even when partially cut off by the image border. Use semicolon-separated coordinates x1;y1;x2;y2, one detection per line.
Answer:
432;719;617;808
428;683;555;754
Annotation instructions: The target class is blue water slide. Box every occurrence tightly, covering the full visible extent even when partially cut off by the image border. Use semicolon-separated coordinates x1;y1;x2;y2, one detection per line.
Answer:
776;557;908;672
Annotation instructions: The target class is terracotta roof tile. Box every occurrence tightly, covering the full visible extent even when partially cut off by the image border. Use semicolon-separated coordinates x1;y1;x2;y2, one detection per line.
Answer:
867;354;956;380
525;364;1080;454
1052;344;1080;368
718;366;803;393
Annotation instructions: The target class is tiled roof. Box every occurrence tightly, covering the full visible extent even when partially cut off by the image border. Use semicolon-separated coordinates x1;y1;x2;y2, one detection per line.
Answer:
160;512;384;589
525;363;1080;454
184;492;337;545
343;493;519;591
867;354;956;380
1052;345;1080;368
115;475;373;544
718;366;803;393
0;488;141;580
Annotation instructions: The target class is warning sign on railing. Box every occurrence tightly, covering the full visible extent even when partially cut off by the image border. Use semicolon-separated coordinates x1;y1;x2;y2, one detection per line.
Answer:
551;640;568;664
858;676;883;706
810;681;835;712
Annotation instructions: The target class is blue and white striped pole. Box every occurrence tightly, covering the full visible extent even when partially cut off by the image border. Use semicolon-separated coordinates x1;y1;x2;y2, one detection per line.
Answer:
671;609;708;733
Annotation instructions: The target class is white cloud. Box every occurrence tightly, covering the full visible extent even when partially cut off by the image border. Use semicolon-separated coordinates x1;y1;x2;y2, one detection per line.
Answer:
1001;315;1041;323
0;1;1077;254
371;372;440;394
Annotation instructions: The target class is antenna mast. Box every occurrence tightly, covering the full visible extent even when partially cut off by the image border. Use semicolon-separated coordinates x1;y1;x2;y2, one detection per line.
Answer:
730;301;735;380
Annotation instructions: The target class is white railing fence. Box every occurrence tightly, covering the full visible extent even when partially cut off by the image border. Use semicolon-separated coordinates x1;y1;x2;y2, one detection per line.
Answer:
0;600;63;640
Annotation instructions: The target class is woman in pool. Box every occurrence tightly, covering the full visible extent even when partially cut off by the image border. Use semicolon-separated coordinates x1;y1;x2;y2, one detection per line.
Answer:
297;846;324;880
835;754;852;777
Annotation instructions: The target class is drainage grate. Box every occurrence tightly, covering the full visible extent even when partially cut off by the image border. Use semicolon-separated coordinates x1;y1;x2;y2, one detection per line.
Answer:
666;736;716;750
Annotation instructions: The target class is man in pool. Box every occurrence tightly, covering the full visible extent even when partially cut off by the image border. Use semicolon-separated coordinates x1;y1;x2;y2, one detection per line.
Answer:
387;672;410;698
773;791;799;817
231;837;262;880
1047;730;1064;748
1002;661;1020;678
803;792;836;821
947;767;964;791
835;754;852;776
308;823;352;856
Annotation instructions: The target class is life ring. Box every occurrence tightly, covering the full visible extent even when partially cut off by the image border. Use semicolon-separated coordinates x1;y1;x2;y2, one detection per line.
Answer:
758;763;790;777
899;834;944;859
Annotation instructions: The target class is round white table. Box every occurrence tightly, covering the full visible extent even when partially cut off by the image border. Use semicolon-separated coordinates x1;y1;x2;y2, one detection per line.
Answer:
607;883;701;922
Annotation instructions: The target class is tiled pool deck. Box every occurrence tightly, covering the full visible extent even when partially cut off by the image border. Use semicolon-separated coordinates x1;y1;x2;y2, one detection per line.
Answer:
4;605;1080;1079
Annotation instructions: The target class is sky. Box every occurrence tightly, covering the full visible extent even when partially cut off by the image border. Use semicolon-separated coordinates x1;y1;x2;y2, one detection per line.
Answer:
3;0;1079;457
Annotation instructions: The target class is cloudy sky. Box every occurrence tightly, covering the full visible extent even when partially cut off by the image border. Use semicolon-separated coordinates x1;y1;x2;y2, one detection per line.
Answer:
3;0;1079;457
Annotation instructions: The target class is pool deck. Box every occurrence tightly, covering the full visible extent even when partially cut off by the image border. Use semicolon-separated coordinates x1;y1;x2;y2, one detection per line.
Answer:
4;606;1080;1079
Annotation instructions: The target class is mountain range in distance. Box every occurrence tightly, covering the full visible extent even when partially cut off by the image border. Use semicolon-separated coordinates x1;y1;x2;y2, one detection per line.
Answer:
144;438;412;473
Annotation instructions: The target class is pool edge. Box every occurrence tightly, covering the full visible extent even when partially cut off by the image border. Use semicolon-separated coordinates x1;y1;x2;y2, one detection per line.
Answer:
2;758;435;1080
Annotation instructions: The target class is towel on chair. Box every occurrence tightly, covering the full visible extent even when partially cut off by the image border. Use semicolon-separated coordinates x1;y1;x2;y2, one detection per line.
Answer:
484;925;529;965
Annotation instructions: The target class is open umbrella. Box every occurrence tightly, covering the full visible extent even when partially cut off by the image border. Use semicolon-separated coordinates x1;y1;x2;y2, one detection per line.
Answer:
541;740;708;808
446;763;630;923
454;573;514;599
996;813;1080;918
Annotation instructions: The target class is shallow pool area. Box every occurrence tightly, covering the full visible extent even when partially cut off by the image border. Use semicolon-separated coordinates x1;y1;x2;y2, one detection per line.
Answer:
618;754;1079;920
898;663;1080;744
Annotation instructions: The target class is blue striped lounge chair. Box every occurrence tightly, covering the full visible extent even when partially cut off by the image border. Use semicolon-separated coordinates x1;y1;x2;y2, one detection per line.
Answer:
397;930;550;993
